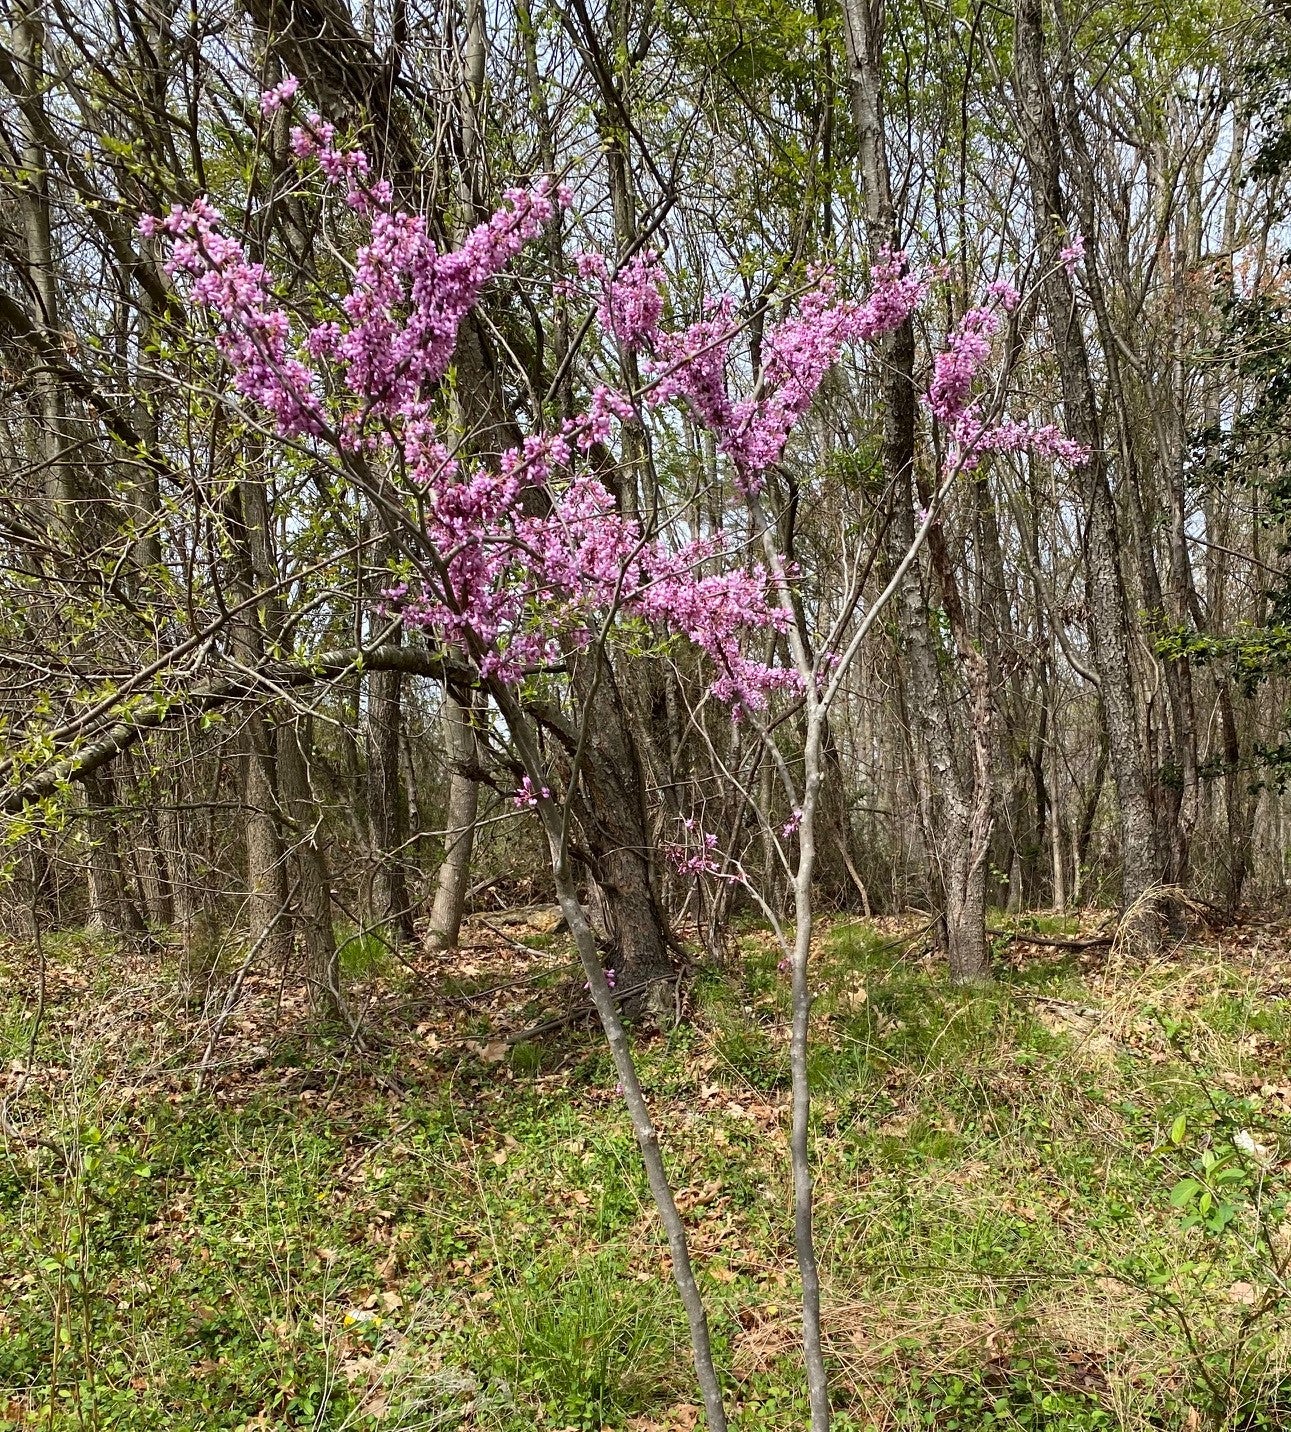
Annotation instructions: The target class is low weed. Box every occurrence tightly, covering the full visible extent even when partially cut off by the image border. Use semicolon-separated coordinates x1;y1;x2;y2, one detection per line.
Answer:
4;915;1291;1429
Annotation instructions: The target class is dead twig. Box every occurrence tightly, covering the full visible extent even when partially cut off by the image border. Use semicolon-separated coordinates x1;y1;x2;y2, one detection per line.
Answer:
988;928;1113;950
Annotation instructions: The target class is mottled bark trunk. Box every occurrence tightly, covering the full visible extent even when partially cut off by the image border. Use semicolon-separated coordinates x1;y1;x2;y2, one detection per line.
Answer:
566;663;677;1002
427;692;480;950
157;767;193;943
83;769;129;935
1218;685;1253;912
134;808;172;928
242;711;289;960
276;717;341;1020
843;0;991;980
226;471;290;965
945;650;994;982
365;662;413;942
1076;727;1109;886
1012;0;1162;921
1049;725;1067;909
12;1;76;527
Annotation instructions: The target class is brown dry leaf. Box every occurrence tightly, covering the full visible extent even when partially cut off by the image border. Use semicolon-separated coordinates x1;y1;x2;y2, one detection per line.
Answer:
1226;1281;1258;1306
675;1180;723;1214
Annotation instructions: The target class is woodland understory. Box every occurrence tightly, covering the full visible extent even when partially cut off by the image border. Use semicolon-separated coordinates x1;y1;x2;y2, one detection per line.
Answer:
6;0;1291;1426
9;913;1291;1432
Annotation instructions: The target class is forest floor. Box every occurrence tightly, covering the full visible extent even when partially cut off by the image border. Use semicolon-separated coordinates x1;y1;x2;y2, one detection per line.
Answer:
4;908;1291;1432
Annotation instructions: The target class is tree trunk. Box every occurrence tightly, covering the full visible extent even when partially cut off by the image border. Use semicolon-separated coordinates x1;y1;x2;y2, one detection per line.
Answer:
492;686;728;1432
427;691;480;950
565;663;678;1004
83;769;126;935
366;662;414;942
1012;0;1163;925
242;711;289;960
276;716;342;1020
12;0;76;529
843;0;991;981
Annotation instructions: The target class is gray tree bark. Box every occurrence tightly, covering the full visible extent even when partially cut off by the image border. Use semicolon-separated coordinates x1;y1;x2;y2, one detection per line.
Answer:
842;0;992;980
1012;0;1163;920
276;716;342;1021
365;662;414;942
427;692;480;951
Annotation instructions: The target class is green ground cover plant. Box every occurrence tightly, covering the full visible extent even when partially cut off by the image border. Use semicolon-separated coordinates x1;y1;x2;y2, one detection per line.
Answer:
4;915;1291;1431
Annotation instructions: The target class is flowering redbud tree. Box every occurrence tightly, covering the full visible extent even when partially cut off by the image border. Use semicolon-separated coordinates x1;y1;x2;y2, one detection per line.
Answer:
150;82;1087;1432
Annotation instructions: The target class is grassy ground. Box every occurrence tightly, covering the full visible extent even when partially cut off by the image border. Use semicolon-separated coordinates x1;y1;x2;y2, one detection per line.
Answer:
4;911;1291;1431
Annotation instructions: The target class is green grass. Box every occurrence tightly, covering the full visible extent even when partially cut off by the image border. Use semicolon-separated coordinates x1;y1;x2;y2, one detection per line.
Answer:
337;926;395;979
4;919;1291;1430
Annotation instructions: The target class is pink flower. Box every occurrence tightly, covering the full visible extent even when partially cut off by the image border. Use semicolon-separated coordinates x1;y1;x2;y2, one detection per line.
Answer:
1060;234;1085;275
513;776;551;808
259;75;299;115
147;116;1087;727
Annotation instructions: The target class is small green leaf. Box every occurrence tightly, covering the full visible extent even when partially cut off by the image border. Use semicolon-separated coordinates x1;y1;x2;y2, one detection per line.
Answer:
1170;1177;1201;1207
1170;1114;1188;1146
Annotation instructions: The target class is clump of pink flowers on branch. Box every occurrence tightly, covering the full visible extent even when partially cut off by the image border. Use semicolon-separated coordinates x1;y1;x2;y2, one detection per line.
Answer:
144;75;1095;1432
147;76;1087;718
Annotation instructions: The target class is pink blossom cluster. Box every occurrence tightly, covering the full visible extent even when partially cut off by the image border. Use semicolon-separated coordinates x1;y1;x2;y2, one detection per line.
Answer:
586;251;927;494
925;281;1089;474
926;286;1018;425
259;75;299;114
141;198;325;436
633;539;799;707
151;91;1088;717
1060;234;1086;275
578;250;664;350
283;107;384;198
513;776;551;808
663;820;730;879
150;134;799;702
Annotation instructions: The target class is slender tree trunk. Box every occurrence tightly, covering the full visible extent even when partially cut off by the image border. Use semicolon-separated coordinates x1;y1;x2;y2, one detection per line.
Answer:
1076;728;1109;888
135;809;172;927
427;691;480;950
1048;657;1067;908
83;770;123;935
241;711;288;960
494;689;728;1432
226;474;290;964
157;760;194;944
788;709;830;1431
843;0;991;980
276;716;341;1020
1012;0;1163;925
366;661;413;942
12;0;76;528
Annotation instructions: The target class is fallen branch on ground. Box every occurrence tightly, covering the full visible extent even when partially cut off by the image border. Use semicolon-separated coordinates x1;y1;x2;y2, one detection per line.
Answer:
987;928;1113;950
